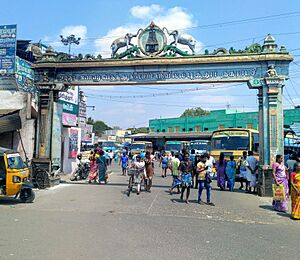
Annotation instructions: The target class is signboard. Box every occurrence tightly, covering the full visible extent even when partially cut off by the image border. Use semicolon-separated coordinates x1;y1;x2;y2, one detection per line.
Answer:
62;113;77;126
59;86;79;127
0;24;17;75
69;128;79;158
15;57;36;93
81;124;93;142
58;86;78;104
52;103;62;167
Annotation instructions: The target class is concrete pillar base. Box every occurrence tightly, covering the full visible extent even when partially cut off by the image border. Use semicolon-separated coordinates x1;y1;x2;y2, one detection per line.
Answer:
257;167;273;197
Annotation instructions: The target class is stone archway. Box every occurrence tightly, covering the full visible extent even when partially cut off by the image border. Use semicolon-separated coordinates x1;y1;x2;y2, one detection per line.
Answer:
32;24;293;195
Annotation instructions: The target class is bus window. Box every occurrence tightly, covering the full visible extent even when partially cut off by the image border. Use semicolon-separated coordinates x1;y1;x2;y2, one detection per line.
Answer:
252;133;259;152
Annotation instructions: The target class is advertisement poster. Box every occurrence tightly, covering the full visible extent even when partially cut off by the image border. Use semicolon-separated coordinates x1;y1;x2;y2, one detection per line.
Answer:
81;124;93;142
59;86;79;127
69;128;78;158
0;24;17;75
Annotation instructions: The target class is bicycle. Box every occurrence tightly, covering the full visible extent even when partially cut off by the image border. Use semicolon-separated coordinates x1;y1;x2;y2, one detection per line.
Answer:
30;161;50;189
127;168;145;196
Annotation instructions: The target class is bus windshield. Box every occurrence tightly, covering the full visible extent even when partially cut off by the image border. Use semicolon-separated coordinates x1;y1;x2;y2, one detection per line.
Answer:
165;143;182;152
131;144;145;150
189;141;208;151
211;131;250;151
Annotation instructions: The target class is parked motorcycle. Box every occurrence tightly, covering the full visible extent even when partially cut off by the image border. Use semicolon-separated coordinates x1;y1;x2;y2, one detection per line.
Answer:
70;154;90;181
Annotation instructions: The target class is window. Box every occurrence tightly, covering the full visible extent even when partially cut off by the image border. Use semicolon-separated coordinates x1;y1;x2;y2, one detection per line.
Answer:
252;133;259;152
156;129;160;133
195;126;201;132
168;127;172;133
162;129;166;132
204;127;209;131
219;124;225;129
189;128;193;132
182;128;186;132
246;124;253;129
175;127;180;132
150;128;154;133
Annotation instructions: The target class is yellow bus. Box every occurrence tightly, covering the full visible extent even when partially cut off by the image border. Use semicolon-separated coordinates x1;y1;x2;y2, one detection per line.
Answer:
210;128;259;160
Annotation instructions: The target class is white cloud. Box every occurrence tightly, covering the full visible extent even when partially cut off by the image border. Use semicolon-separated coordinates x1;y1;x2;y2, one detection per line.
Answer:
292;98;300;106
43;25;87;51
94;24;143;57
60;25;87;46
94;5;202;57
130;4;162;19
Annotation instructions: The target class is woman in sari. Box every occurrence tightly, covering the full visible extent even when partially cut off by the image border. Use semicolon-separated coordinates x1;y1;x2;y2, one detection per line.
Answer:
216;153;227;190
88;150;99;183
97;150;107;184
226;155;236;191
291;162;300;220
272;154;289;212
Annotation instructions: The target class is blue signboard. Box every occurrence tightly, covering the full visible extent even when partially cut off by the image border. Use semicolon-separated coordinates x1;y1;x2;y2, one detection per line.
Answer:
0;24;17;75
16;57;34;92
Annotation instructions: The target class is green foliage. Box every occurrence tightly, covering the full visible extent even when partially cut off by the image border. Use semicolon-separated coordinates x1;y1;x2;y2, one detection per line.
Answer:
127;127;149;134
86;117;111;135
180;107;210;118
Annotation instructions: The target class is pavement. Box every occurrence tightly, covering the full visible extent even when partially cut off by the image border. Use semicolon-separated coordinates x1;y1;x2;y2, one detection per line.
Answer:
0;162;299;260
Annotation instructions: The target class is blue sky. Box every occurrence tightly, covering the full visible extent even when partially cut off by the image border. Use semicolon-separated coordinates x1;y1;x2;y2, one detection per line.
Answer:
1;0;300;128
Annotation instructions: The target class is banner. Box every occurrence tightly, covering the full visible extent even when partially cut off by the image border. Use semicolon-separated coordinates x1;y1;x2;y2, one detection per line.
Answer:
69;128;79;158
59;86;79;127
0;24;17;75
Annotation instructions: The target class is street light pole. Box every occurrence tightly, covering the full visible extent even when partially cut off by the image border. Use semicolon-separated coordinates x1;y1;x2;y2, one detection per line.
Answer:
60;34;81;57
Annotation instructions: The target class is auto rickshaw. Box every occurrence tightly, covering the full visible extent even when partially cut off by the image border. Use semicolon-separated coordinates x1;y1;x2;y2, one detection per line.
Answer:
0;147;35;203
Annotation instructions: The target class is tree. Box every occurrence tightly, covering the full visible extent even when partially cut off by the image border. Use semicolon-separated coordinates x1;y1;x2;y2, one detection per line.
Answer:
86;117;112;135
180;107;210;118
127;127;149;134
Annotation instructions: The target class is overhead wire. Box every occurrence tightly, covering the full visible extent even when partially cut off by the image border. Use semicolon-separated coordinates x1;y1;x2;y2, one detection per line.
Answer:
40;10;300;47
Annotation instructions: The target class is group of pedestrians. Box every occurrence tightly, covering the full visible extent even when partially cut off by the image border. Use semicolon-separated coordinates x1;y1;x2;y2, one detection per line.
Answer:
215;151;258;193
272;153;300;220
163;150;215;205
88;145;300;220
88;149;108;184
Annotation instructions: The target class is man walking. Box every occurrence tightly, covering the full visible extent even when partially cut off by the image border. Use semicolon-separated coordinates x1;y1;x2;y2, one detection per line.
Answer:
197;155;215;206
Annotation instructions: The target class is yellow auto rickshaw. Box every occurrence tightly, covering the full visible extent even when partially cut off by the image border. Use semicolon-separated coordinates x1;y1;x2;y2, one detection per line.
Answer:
0;147;35;203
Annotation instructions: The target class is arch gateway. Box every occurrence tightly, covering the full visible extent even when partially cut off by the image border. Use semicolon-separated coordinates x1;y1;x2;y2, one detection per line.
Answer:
32;23;293;196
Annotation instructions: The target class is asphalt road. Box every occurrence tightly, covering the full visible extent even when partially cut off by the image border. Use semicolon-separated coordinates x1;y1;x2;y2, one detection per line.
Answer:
0;162;299;260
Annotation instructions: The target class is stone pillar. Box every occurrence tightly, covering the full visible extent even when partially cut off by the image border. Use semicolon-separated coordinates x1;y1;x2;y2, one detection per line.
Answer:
35;83;66;176
248;72;285;196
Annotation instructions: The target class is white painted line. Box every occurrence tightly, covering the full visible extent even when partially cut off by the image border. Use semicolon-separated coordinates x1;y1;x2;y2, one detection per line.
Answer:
147;191;159;215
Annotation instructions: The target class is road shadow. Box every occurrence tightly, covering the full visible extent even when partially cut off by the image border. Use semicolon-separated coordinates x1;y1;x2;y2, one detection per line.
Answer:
259;205;292;218
0;197;21;205
277;212;291;218
259;205;274;211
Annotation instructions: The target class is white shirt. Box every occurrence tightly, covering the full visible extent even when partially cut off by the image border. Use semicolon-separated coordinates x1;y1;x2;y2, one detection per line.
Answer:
205;156;215;174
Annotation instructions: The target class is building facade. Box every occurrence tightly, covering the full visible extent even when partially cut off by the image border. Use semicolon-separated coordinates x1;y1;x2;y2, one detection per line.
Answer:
149;108;300;133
